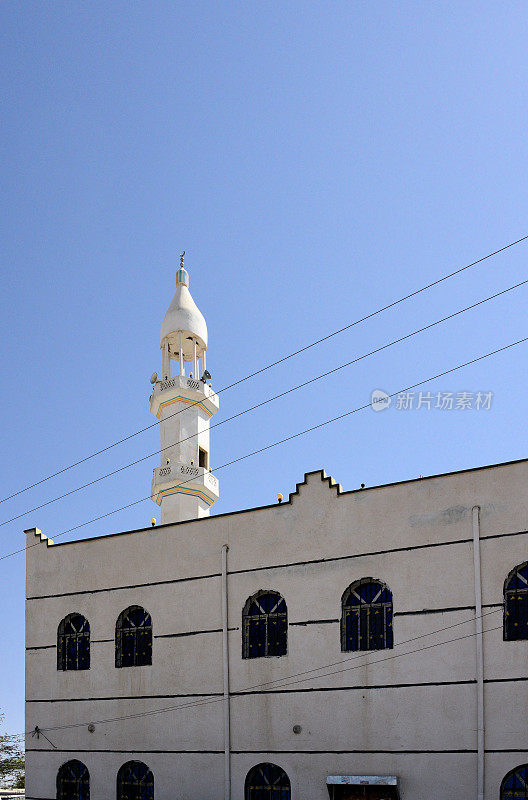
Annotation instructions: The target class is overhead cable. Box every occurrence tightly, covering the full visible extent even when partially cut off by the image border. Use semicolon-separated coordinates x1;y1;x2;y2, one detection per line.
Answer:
2;332;527;564
2;233;526;506
26;609;504;736
2;276;527;528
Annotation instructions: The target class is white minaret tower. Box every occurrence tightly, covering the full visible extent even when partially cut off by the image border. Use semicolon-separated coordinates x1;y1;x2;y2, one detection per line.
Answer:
150;254;219;523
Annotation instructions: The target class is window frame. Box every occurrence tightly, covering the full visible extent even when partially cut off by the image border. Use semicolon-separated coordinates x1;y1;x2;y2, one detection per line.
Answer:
57;613;90;671
504;562;528;641
501;764;528;799
117;760;154;800
244;762;291;800
115;605;153;668
341;577;393;652
56;759;90;800
242;589;288;659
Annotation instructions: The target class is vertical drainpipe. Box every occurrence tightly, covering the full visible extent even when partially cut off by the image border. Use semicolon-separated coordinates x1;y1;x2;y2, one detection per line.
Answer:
222;544;231;800
472;505;485;800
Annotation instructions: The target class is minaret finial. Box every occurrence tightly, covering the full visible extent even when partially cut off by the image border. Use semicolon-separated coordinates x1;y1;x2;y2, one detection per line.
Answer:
176;253;189;288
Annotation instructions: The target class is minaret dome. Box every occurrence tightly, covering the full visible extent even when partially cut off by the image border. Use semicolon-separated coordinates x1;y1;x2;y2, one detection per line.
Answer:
160;265;208;364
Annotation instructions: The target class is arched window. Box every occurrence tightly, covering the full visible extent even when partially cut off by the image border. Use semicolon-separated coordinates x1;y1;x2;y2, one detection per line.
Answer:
115;606;152;668
245;763;291;800
504;563;528;640
56;760;89;800
501;765;528;799
341;578;393;651
117;760;154;800
57;614;90;671
242;590;287;659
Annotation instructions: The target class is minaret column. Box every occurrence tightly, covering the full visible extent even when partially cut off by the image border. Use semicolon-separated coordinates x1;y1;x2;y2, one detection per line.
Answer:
162;340;170;380
179;331;184;376
193;339;198;378
150;255;219;524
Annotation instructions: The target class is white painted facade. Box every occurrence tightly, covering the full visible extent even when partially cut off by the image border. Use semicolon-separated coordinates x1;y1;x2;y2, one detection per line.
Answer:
24;268;528;798
25;459;528;799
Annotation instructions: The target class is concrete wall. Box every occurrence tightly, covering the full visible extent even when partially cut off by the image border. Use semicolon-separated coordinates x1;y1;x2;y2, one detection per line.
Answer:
25;459;528;799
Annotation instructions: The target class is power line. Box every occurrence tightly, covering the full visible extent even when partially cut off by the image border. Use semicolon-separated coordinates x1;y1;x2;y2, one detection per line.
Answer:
27;609;503;734
4;332;528;564
241;609;502;691
26;608;504;736
255;624;503;693
2;276;527;529
3;233;527;507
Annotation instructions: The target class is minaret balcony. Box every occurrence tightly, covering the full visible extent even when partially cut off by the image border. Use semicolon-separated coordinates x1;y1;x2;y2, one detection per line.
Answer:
151;463;220;509
149;374;219;420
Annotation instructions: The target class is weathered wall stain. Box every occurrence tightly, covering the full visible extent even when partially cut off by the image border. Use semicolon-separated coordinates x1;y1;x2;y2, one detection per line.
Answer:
409;502;503;527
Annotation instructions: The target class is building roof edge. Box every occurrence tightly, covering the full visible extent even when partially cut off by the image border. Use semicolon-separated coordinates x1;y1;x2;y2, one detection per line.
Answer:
37;454;528;549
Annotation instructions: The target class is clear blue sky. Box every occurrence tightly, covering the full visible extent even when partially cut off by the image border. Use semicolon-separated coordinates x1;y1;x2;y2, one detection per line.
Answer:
1;1;527;734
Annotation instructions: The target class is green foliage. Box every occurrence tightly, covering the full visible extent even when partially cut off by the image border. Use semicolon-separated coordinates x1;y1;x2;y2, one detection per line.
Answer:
13;772;25;789
0;713;24;789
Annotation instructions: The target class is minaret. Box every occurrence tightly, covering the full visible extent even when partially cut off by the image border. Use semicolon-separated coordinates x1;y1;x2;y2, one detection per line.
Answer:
150;254;219;523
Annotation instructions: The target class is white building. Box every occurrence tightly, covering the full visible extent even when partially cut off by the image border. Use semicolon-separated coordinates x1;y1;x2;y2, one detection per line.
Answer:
25;263;528;800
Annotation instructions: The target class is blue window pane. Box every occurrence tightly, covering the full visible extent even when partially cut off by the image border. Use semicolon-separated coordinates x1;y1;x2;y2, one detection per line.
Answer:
502;765;528;798
506;564;528;591
505;564;528;641
341;579;393;652
245;763;290;800
243;592;287;659
116;606;152;668
57;615;90;671
117;761;154;800
57;760;90;800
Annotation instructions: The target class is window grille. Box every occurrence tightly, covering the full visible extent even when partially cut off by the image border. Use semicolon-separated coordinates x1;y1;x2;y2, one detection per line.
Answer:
115;606;152;668
242;590;287;659
341;578;393;651
245;762;291;800
56;759;90;800
501;765;528;799
504;562;528;641
117;761;154;800
57;614;90;671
